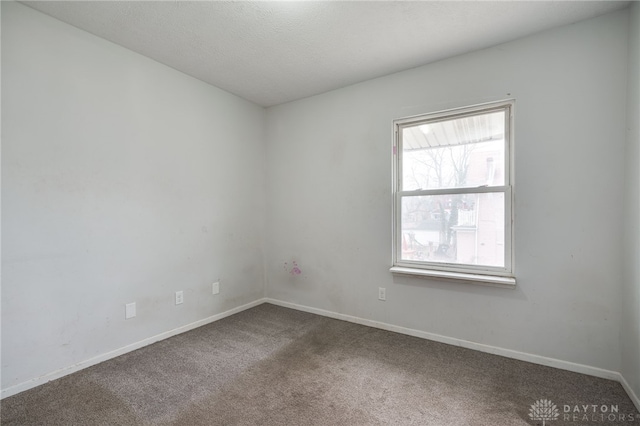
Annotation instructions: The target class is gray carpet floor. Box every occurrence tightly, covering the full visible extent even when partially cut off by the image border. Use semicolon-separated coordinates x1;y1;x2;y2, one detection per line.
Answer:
1;303;639;425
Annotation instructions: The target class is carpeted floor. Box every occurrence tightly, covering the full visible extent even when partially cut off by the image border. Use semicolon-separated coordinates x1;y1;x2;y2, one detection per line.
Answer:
1;303;639;425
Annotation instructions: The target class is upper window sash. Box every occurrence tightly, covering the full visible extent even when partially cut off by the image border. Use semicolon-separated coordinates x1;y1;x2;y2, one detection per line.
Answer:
396;103;512;193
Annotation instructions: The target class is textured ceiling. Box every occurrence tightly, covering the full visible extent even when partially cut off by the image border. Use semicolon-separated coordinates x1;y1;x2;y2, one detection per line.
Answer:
22;1;630;107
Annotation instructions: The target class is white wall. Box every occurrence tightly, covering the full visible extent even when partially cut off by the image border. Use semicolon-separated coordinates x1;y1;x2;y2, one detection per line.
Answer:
266;10;629;373
622;1;640;402
1;2;265;390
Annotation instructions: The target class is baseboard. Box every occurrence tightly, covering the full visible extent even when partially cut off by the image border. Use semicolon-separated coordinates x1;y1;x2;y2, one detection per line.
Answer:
5;296;639;411
619;373;640;412
264;298;623;382
1;298;267;399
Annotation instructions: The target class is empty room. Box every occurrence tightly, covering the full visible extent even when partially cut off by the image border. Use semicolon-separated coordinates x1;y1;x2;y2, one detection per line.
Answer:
2;0;640;424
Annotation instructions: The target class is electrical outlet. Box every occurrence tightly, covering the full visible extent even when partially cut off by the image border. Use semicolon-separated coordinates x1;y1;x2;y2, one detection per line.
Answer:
378;287;386;301
175;291;184;305
125;302;136;319
212;281;220;295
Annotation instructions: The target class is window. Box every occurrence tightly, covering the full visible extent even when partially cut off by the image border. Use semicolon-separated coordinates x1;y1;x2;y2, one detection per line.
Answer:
391;100;515;286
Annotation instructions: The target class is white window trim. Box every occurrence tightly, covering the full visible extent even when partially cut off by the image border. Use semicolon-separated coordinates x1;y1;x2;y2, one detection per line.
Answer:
391;100;516;287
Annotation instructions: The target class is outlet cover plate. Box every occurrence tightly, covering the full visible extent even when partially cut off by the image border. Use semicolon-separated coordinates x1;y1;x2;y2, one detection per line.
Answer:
125;302;136;319
378;287;386;301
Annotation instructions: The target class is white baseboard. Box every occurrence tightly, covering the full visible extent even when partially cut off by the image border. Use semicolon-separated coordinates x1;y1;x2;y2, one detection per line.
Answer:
1;298;267;399
5;296;639;413
619;373;640;412
264;298;624;382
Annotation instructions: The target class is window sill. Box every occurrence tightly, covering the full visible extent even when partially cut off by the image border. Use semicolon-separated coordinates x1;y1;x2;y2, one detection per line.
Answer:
389;266;516;288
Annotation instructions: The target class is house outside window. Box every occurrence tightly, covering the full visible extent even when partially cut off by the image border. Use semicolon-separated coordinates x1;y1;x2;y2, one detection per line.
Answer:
391;100;515;287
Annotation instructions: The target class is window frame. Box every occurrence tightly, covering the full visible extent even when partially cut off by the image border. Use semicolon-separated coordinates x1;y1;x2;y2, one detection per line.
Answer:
391;100;515;286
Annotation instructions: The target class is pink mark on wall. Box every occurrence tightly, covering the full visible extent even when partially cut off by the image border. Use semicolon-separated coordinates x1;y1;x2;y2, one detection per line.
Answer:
284;260;302;275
